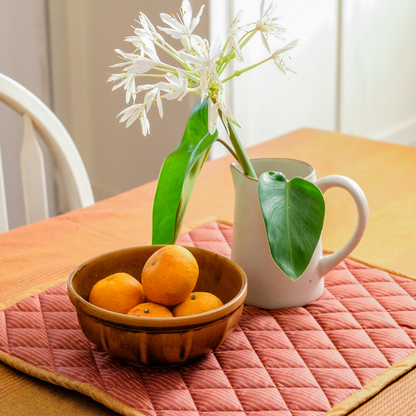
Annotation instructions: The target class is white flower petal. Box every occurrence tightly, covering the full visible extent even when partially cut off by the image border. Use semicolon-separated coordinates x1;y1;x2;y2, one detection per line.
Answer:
260;32;271;54
271;39;299;58
139;110;150;135
260;0;266;17
158;13;185;39
190;5;205;32
274;61;287;75
144;88;157;112
200;68;208;102
212;71;224;91
179;50;204;67
263;1;277;18
139;12;157;34
157;27;182;39
109;62;129;68
180;36;192;53
208;99;219;134
181;0;193;28
156;91;163;118
111;80;126;91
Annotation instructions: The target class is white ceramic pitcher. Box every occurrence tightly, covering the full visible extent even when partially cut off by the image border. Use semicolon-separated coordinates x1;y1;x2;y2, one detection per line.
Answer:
230;158;369;309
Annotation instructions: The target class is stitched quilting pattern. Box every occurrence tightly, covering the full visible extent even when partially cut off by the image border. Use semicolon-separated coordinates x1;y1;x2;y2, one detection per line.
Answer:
1;220;416;416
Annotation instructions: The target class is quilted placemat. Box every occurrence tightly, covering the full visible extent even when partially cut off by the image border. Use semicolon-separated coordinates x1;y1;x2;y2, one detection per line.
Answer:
2;220;416;416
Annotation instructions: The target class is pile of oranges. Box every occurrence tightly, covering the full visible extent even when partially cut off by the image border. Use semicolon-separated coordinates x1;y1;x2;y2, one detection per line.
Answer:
88;245;223;318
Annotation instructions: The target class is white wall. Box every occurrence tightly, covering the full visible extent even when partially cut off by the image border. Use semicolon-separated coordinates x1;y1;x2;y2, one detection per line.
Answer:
209;0;416;160
0;0;56;230
340;0;416;146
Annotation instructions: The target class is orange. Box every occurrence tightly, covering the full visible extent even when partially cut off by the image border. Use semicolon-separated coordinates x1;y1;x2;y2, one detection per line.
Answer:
141;245;199;306
127;302;173;318
89;272;145;314
173;292;223;317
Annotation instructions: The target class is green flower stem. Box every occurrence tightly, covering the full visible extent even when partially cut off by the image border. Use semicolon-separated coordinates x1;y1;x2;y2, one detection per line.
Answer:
221;55;272;84
153;41;192;70
187;89;202;97
218;109;257;179
182;70;200;83
155;66;199;83
217;138;238;160
157;37;183;56
153;67;172;73
217;52;235;75
239;30;257;49
157;62;178;71
222;37;230;53
134;74;166;79
217;30;257;76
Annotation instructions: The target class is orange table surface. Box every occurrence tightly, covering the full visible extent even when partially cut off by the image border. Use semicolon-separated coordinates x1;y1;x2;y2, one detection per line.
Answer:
1;128;416;415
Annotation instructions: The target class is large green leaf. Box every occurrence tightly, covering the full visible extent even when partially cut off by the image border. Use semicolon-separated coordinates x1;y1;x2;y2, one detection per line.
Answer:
152;99;218;244
258;171;325;281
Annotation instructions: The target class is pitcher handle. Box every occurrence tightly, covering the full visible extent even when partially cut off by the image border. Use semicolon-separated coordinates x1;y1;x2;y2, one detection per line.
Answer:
315;175;369;277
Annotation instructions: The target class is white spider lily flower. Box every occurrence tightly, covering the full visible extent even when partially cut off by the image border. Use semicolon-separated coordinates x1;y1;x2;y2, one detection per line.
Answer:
109;50;160;103
158;0;205;52
208;96;239;135
117;103;150;136
187;36;222;72
125;32;160;62
144;87;164;118
108;72;134;90
138;108;150;136
139;109;151;136
158;68;189;101
256;0;286;53
227;11;244;62
135;12;164;42
139;12;157;34
107;72;138;104
271;39;298;77
180;37;223;89
111;50;159;75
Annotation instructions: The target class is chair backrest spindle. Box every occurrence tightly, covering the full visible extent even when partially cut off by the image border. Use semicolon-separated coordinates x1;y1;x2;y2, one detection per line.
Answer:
0;144;8;233
20;113;49;224
0;73;94;232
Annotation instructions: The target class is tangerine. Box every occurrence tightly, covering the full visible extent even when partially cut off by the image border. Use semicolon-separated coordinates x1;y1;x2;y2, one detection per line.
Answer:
89;272;145;314
173;292;223;317
127;302;173;318
141;245;199;306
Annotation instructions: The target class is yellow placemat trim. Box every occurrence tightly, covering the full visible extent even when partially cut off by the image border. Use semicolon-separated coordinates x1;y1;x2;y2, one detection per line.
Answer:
0;350;147;416
324;352;416;416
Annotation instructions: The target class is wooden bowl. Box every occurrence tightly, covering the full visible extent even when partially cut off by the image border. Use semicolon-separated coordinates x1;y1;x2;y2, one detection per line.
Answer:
67;245;247;366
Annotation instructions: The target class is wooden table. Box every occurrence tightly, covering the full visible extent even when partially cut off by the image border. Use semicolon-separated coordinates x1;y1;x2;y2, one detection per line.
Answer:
1;128;416;415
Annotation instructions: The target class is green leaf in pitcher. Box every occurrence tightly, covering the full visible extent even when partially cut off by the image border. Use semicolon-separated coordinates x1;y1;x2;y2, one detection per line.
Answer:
258;171;325;281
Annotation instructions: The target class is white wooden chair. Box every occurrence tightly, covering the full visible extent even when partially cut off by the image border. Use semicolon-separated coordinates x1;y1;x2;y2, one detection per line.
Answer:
0;73;95;233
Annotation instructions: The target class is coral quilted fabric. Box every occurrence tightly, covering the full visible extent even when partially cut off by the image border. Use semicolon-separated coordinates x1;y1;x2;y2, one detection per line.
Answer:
2;221;416;416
